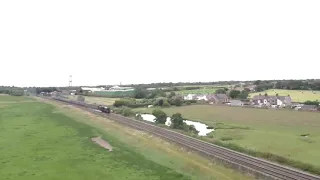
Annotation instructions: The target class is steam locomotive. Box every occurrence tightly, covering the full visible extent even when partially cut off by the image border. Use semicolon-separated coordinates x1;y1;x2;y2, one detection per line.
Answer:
97;105;111;113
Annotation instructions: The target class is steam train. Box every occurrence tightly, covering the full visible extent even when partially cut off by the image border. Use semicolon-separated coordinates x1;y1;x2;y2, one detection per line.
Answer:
97;105;111;113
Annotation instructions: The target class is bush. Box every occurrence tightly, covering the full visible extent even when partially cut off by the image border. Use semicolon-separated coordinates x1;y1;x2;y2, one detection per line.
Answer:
76;95;85;102
120;108;135;117
113;99;133;107
184;124;199;134
152;109;167;124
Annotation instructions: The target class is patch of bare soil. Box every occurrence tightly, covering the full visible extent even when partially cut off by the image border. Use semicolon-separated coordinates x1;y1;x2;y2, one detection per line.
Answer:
91;137;113;152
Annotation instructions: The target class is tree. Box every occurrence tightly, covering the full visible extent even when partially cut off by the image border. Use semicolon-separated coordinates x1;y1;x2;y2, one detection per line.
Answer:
238;91;249;99
152;109;167;124
254;80;261;85
216;88;226;94
171;113;184;129
133;86;148;99
229;90;241;99
169;97;183;106
168;92;176;98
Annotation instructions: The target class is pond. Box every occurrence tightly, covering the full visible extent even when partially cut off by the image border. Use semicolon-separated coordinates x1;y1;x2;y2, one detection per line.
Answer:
137;114;214;136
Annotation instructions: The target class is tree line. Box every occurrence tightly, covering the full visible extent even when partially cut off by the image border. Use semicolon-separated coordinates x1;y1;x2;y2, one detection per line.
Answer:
254;79;320;92
0;86;24;96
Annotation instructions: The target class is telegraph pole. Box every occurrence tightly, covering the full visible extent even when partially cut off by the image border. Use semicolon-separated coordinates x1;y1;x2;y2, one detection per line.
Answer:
69;75;72;87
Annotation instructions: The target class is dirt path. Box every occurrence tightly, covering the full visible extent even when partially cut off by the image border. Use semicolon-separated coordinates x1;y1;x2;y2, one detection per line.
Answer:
91;137;113;151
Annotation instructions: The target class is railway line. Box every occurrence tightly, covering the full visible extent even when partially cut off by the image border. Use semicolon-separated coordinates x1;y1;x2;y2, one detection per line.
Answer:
47;96;320;180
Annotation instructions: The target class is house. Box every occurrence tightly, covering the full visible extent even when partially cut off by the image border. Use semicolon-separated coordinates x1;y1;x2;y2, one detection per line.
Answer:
183;94;208;101
184;94;196;100
230;100;244;106
207;94;229;104
195;94;208;101
252;95;292;107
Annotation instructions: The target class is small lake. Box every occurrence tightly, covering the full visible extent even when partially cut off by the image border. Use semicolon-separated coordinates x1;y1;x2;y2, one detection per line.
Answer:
137;114;214;136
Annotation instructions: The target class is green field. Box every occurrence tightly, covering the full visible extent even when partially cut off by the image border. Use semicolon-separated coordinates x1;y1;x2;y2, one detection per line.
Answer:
175;88;218;95
68;95;118;106
0;96;252;180
90;90;134;97
249;89;320;102
0;94;33;102
135;105;320;170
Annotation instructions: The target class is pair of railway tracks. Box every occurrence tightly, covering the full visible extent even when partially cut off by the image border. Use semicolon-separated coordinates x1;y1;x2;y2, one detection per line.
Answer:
49;97;320;180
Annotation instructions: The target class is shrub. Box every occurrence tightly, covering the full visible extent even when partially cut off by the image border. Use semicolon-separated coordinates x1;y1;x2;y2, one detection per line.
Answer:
121;108;135;117
184;124;199;134
76;95;85;102
113;99;133;107
152;109;167;124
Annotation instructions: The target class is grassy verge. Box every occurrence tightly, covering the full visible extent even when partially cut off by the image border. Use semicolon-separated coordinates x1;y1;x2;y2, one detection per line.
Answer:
40;98;254;180
134;105;320;175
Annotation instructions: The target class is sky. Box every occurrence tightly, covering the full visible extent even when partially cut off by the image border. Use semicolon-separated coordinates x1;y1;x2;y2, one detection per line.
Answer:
0;0;319;87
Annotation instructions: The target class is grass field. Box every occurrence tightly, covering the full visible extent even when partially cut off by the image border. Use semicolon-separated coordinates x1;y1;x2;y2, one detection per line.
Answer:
0;94;33;102
249;89;320;102
68;95;118;106
0;95;252;180
175;88;218;95
135;105;320;169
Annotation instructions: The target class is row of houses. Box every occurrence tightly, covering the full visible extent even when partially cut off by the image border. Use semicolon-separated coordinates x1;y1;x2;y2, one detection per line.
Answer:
183;93;319;111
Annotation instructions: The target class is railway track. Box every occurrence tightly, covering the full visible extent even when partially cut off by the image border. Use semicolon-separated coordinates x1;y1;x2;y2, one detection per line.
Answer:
47;96;320;180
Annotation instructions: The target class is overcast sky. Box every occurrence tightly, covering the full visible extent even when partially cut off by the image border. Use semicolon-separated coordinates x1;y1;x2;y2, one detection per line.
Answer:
1;1;319;87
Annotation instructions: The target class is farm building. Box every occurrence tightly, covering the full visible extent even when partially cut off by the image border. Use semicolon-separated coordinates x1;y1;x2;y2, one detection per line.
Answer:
207;94;229;104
